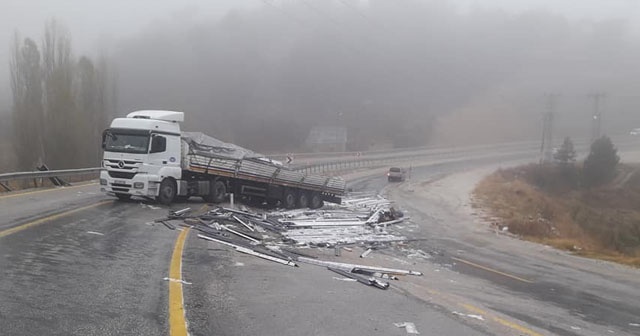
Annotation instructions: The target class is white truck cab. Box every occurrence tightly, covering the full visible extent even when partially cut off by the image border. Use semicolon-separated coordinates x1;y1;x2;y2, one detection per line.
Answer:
100;110;183;201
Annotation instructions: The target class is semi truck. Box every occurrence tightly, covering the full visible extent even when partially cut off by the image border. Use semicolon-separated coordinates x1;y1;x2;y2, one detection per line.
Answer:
100;110;345;208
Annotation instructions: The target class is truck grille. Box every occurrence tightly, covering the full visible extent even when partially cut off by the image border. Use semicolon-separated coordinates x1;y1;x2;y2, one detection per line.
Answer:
108;171;136;179
105;159;140;170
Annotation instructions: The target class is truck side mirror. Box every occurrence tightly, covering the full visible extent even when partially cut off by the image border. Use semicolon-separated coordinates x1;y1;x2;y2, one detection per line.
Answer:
101;130;108;149
150;135;167;153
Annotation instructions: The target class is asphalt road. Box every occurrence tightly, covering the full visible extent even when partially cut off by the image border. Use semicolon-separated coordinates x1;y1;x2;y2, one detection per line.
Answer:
379;159;640;336
0;180;488;335
1;142;639;335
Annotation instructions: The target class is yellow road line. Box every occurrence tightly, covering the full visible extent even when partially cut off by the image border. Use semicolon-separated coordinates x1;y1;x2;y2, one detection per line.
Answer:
0;182;98;200
461;303;544;336
169;228;190;336
451;257;533;283
0;200;112;239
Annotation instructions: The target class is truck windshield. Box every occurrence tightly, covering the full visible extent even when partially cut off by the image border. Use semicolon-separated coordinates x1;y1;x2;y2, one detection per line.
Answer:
104;132;150;154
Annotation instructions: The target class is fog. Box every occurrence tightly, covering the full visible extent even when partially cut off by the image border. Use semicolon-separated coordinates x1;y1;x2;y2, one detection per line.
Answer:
2;0;640;168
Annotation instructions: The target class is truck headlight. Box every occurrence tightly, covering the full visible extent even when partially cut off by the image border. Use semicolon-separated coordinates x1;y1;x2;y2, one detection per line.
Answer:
133;182;144;189
100;178;107;185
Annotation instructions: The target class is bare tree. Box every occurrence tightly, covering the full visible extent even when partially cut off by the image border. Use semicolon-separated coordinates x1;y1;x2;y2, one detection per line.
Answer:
41;19;76;168
10;32;45;170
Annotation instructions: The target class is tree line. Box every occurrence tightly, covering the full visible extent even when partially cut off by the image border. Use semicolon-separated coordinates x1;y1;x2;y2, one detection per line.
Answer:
10;20;116;171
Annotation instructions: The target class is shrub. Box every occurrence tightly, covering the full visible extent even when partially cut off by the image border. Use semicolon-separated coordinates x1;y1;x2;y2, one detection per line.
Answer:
582;136;619;187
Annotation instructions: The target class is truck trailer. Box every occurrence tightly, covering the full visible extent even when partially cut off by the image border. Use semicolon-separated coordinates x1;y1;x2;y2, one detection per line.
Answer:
100;110;345;208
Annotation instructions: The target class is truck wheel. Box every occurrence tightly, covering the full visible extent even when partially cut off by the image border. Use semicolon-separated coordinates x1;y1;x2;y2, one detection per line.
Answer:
283;189;296;209
210;180;227;203
157;179;176;205
297;192;309;208
115;193;131;201
309;192;324;209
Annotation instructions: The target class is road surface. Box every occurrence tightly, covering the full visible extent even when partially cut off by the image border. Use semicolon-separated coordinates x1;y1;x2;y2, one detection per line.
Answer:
1;144;639;335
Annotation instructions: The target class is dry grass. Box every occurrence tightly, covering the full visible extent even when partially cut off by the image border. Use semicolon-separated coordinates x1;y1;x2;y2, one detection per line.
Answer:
474;164;640;267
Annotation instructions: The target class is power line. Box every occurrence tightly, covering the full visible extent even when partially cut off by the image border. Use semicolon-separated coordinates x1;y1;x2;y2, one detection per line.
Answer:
540;93;559;164
588;92;606;142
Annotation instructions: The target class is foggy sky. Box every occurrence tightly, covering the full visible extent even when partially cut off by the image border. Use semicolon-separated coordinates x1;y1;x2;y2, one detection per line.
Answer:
2;0;638;106
2;0;640;150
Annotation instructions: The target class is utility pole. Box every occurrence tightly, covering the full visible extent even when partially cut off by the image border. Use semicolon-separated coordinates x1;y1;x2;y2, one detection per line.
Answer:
540;93;558;164
588;93;605;143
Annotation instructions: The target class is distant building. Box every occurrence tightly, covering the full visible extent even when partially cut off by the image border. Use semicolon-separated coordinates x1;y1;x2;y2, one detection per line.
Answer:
305;126;347;152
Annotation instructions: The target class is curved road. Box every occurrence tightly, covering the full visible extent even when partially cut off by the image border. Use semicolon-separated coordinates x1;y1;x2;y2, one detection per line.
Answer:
1;143;639;335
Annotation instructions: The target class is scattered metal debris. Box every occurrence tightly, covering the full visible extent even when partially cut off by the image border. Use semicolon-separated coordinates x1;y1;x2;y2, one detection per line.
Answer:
86;231;104;236
452;311;485;321
155;193;421;291
360;248;373;258
328;267;389;289
394;322;420;334
198;234;297;267
163;277;192;285
332;277;357;282
297;257;423;276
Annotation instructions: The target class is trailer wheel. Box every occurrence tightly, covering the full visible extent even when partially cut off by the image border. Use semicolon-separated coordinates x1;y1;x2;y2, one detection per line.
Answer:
115;193;131;201
309;192;324;209
297;192;309;208
157;179;176;205
283;189;296;209
210;180;227;203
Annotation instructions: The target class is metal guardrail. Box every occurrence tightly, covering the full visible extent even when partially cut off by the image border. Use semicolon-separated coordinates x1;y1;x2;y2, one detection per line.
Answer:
0;167;103;191
0;167;103;181
1;135;636;192
292;142;542;174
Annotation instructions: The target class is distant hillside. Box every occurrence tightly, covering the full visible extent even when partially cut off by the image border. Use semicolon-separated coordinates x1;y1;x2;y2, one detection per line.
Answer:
474;163;640;267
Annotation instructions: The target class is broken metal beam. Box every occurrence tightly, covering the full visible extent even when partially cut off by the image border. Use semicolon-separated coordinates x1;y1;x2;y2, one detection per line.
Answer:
198;234;297;267
233;215;255;232
328;267;389;289
360;248;373;258
297;257;423;276
171;207;192;216
221;225;261;243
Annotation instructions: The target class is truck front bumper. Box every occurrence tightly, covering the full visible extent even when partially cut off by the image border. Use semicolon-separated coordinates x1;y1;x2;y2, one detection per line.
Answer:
100;171;161;197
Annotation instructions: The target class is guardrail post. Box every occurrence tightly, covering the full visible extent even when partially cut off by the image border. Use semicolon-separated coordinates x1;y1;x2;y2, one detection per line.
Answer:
0;181;11;192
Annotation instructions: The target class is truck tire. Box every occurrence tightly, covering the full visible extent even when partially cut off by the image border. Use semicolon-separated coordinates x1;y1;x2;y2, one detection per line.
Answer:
210;180;227;203
115;193;131;201
297;192;309;208
283;189;296;209
309;192;324;209
157;178;177;205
